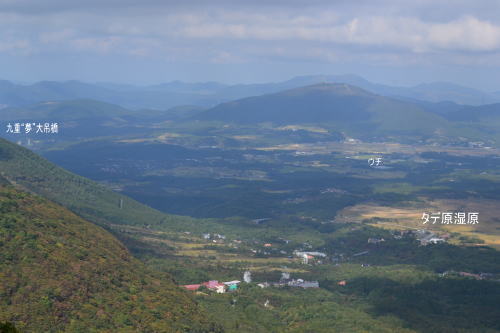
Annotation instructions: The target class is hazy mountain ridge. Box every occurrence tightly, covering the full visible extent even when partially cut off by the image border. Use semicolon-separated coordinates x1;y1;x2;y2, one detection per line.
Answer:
1;75;498;110
3;82;500;146
0;80;210;110
0;99;132;121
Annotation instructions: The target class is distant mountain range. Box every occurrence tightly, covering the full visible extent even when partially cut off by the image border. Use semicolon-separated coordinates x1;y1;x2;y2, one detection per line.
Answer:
2;82;500;144
1;74;499;110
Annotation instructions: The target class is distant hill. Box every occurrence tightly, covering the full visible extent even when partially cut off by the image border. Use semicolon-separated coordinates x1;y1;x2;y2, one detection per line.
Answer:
195;83;449;137
0;184;219;332
404;82;498;105
0;99;132;121
443;103;500;122
410;100;500;125
161;75;500;106
0;99;206;143
0;80;213;110
271;76;500;106
0;80;118;107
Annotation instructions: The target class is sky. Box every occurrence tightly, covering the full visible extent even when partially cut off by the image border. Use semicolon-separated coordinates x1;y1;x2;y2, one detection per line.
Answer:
1;0;500;90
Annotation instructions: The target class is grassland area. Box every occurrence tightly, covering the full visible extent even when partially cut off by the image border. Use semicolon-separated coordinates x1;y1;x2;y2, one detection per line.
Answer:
337;198;500;248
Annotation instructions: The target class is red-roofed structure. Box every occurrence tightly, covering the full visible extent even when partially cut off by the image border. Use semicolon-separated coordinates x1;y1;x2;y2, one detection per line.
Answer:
183;280;226;293
183;284;202;291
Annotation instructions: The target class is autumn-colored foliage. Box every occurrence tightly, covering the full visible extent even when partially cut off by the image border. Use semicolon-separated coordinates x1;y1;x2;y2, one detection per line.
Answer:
0;185;221;332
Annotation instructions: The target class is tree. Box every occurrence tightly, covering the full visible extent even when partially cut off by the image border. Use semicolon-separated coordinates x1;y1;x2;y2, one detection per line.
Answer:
0;322;20;333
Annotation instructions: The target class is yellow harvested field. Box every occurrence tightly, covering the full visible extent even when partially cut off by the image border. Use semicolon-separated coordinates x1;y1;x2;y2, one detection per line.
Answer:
336;198;500;248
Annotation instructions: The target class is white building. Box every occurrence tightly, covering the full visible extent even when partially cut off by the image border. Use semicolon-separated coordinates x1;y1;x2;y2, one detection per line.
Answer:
243;271;252;283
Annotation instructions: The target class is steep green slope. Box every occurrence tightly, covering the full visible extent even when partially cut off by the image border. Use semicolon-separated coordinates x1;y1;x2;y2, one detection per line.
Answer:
196;83;449;136
0;138;195;230
0;185;221;332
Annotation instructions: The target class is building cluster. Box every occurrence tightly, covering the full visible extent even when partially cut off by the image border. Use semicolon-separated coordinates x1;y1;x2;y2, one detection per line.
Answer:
182;270;319;294
257;272;319;289
293;250;327;264
367;238;385;244
391;229;448;246
415;229;447;245
202;233;226;242
183;280;240;294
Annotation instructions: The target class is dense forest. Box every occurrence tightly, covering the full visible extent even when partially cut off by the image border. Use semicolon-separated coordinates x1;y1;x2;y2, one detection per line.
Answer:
0;184;222;332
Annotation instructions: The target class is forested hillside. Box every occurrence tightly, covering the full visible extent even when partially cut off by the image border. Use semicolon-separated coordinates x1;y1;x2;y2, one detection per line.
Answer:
0;138;196;230
0;184;221;332
195;83;448;137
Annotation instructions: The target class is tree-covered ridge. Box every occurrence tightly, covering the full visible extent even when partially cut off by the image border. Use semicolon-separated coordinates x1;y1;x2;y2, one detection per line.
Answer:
195;83;448;136
0;138;196;230
0;185;221;332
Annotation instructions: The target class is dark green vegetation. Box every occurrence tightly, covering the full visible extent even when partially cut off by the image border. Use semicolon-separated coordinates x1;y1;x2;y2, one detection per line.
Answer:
194;277;500;333
195;83;500;143
3;130;500;331
0;321;20;333
117;219;500;333
43;138;500;220
3;83;500;149
0;185;221;332
0;138;198;230
4;83;500;153
196;84;447;137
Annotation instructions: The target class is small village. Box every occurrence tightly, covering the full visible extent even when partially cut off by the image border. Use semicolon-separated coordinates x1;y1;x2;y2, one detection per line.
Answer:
182;270;320;294
177;225;500;296
178;231;403;295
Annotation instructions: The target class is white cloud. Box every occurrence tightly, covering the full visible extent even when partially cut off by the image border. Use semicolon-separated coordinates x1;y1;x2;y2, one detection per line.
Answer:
428;16;500;51
168;13;500;54
39;29;75;44
0;2;500;66
0;39;32;55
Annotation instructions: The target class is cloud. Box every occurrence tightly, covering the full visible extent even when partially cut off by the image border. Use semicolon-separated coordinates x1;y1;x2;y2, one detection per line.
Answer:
39;29;75;44
428;16;500;51
1;0;500;83
168;13;500;54
0;39;31;54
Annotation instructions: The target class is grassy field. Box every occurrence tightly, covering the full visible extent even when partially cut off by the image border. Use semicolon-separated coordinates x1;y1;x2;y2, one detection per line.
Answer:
336;198;500;248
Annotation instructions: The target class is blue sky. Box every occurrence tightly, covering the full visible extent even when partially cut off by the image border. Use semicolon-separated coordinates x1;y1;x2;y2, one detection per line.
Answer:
1;0;500;90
